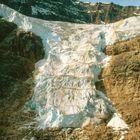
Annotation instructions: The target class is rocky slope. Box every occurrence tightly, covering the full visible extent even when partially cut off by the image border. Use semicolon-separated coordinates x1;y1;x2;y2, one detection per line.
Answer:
0;0;140;24
0;19;44;139
96;36;140;139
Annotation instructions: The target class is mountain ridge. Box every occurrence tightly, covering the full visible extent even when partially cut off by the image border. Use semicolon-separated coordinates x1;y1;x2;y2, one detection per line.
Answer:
0;0;140;24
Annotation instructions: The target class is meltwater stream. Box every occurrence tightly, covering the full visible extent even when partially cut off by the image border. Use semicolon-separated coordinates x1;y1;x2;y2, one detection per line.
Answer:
1;4;140;130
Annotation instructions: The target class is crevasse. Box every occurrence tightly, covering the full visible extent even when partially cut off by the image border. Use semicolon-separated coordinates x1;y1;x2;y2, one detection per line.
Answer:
1;4;140;130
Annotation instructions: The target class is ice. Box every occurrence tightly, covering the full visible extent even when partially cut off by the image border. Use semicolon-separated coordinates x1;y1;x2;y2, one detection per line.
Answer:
107;113;129;131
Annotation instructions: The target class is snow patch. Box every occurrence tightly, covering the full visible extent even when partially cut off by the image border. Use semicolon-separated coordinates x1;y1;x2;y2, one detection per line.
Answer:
102;56;112;67
134;12;140;16
107;113;129;131
31;6;38;16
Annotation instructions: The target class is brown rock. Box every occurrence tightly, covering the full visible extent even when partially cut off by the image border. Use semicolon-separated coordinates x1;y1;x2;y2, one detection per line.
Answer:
0;28;44;63
0;19;44;140
97;36;140;139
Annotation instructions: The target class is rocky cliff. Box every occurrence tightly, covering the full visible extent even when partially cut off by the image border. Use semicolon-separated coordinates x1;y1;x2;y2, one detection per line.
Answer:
99;36;140;139
0;0;140;24
0;18;44;139
93;36;140;139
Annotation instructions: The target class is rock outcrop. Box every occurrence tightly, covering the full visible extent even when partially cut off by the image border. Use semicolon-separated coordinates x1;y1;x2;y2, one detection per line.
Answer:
0;23;44;63
0;19;17;41
0;0;140;24
0;23;44;101
0;19;44;139
96;36;140;139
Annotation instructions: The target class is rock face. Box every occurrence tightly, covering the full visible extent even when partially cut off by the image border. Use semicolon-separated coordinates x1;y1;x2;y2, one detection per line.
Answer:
96;36;140;139
0;27;44;63
0;19;17;41
0;0;140;24
0;24;44;98
0;18;44;100
0;19;44;139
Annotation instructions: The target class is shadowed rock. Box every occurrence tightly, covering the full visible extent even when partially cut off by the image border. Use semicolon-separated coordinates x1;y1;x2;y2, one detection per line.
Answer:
0;28;44;63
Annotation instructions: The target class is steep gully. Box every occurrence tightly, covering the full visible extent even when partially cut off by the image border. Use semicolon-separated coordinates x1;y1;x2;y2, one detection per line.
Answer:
0;4;140;139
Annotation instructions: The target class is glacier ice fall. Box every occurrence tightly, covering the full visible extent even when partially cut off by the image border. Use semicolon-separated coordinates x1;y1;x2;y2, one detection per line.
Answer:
1;4;140;130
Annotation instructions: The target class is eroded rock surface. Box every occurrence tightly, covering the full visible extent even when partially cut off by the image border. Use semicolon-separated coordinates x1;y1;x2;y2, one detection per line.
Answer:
0;27;44;63
0;19;17;41
96;36;140;139
0;19;44;140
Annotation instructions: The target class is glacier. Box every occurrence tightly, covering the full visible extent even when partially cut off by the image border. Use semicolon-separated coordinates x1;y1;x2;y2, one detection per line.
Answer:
0;4;140;130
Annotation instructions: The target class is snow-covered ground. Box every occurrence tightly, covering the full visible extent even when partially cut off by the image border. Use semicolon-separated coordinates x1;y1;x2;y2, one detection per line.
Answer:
0;4;140;132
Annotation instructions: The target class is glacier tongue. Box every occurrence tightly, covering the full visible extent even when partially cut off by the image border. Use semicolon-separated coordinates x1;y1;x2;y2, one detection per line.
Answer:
1;4;140;129
33;25;115;128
